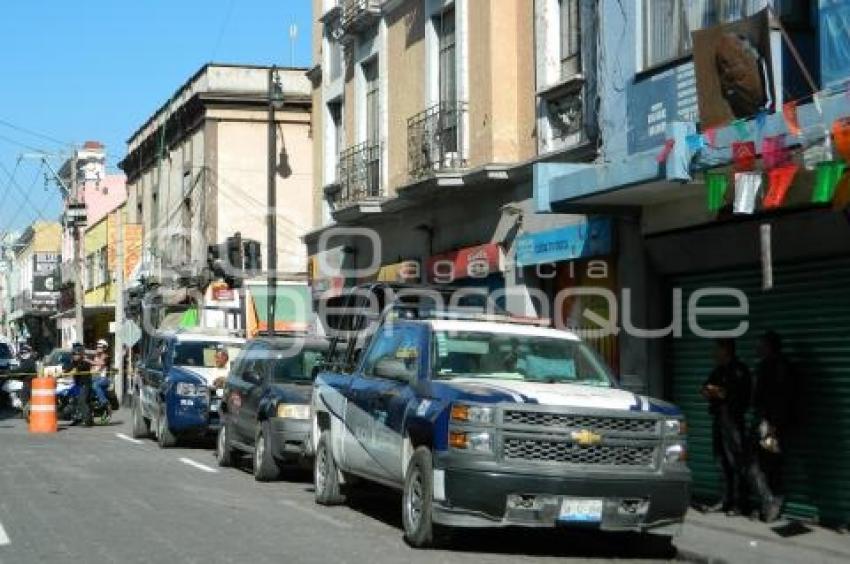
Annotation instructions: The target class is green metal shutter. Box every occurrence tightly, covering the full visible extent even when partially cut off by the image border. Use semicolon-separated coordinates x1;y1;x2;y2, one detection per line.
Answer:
668;256;850;526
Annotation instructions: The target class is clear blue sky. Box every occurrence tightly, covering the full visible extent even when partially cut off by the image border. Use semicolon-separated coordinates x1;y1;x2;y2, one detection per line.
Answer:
0;0;313;235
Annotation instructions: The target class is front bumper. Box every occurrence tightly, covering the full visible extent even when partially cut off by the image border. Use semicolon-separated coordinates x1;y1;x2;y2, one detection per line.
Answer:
168;396;222;435
269;417;312;462
433;466;690;535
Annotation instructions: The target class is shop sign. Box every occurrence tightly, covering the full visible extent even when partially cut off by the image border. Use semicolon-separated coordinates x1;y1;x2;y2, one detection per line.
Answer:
426;243;504;284
515;217;612;267
363;260;421;284
205;281;239;309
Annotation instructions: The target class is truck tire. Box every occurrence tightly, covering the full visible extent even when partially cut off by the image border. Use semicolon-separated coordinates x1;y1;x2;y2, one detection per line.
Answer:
216;421;235;467
314;433;345;505
130;394;149;438
254;421;280;481
156;408;177;448
402;447;448;548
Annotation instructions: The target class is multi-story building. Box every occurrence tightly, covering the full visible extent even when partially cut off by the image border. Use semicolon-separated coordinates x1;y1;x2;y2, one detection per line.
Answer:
5;221;62;353
531;0;850;527
82;203;143;345
307;0;619;367
57;141;128;347
119;64;313;332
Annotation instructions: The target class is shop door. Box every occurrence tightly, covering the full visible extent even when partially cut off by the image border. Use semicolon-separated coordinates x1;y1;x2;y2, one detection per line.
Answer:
668;256;850;526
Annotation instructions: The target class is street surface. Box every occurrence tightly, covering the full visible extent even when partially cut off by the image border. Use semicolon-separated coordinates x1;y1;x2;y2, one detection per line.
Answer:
0;408;678;564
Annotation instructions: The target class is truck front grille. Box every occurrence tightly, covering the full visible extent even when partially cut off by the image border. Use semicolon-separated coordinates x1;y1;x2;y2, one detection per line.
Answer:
503;411;657;435
503;438;656;468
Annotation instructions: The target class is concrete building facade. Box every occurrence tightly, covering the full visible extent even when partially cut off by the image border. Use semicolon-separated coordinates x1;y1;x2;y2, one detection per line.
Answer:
119;64;313;331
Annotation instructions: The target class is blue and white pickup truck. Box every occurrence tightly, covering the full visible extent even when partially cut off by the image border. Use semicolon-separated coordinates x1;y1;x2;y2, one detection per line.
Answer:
312;308;690;548
131;329;244;447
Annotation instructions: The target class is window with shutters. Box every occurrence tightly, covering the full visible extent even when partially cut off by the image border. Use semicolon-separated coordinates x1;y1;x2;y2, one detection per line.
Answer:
642;0;760;69
559;0;581;78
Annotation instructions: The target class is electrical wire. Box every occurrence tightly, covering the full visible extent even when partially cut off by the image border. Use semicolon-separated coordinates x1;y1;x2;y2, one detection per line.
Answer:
0;117;69;147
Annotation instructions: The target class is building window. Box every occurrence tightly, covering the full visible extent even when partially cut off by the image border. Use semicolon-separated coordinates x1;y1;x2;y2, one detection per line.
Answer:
329;38;343;81
437;7;457;105
559;0;581;78
329;101;343;167
363;57;381;197
363;57;380;146
642;0;759;69
98;247;108;286
85;254;95;291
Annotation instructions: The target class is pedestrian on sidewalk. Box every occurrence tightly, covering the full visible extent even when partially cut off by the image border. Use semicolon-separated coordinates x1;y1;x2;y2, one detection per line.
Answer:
749;330;795;522
700;338;752;516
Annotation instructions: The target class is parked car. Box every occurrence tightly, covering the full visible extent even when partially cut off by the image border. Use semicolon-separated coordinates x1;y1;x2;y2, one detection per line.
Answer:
311;297;690;548
216;335;329;480
0;340;17;374
130;328;244;447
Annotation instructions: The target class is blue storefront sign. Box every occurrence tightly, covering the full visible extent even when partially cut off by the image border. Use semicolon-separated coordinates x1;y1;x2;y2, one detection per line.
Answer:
515;217;613;267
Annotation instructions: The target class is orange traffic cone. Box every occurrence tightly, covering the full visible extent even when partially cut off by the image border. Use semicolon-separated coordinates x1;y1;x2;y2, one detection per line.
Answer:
29;377;57;433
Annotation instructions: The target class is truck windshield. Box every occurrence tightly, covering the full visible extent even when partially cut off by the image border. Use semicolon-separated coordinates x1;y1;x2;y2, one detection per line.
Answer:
173;342;243;368
433;331;612;387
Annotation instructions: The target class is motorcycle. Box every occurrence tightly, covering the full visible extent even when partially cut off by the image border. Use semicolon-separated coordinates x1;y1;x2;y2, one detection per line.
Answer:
1;377;27;416
52;376;116;425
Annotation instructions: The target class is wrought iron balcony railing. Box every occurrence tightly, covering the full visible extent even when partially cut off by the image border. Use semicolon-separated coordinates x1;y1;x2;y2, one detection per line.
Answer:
340;0;381;34
407;101;468;180
333;141;383;207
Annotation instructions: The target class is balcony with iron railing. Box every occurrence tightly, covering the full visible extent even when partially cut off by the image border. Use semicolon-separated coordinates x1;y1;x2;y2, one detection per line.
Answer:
340;0;382;34
328;141;383;208
407;101;468;180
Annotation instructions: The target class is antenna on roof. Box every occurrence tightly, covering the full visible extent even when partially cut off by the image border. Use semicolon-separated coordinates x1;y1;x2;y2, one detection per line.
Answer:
289;18;298;67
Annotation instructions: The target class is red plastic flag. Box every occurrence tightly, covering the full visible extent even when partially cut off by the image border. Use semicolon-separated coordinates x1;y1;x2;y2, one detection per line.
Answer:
704;127;718;147
732;141;758;171
783;101;802;136
762;134;790;170
764;163;798;209
833;117;850;162
656;139;675;163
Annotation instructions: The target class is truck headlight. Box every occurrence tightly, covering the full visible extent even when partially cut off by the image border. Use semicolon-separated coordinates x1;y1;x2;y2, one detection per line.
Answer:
277;403;311;419
448;430;493;454
664;419;687;436
175;382;204;397
664;443;687;464
450;403;494;425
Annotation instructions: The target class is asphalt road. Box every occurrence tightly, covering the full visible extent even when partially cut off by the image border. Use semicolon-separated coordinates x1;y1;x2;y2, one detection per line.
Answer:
0;408;678;564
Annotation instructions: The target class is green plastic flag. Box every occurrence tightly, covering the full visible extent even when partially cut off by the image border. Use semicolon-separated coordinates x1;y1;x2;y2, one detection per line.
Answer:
732;119;750;140
812;161;847;203
706;172;728;212
179;307;199;328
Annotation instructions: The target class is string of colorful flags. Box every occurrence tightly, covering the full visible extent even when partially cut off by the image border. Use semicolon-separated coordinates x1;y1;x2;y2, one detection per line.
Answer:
657;85;850;216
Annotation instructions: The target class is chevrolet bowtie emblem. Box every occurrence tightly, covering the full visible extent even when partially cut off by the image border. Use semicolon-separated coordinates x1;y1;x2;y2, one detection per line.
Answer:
571;429;603;447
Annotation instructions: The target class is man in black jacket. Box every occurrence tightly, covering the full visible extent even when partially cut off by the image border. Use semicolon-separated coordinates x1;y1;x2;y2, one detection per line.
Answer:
701;338;752;515
750;331;795;522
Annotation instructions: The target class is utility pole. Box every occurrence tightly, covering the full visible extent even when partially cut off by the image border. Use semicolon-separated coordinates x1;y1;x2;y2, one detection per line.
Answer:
71;150;84;345
266;65;278;336
114;205;125;403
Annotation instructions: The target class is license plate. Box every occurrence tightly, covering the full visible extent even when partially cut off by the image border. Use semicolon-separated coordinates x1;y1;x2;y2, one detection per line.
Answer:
558;498;603;523
210;400;220;413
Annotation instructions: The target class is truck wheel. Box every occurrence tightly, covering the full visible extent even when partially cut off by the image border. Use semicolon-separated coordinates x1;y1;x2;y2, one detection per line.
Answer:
402;447;448;548
130;394;149;439
314;433;345;505
216;422;235;467
254;421;280;481
156;408;177;448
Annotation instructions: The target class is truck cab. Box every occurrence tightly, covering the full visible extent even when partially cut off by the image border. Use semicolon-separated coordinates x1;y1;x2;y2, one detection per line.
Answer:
311;299;690;548
130;328;244;447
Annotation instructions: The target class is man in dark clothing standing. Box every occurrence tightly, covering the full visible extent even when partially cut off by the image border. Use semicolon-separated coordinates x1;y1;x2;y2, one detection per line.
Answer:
701;338;752;515
750;331;795;522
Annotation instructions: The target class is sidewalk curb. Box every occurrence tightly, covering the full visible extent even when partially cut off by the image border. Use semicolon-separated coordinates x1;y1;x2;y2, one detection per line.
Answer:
676;546;730;564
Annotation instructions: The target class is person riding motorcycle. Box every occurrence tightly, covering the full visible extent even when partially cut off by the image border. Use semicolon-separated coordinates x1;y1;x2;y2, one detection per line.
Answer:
66;343;94;426
91;339;112;408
